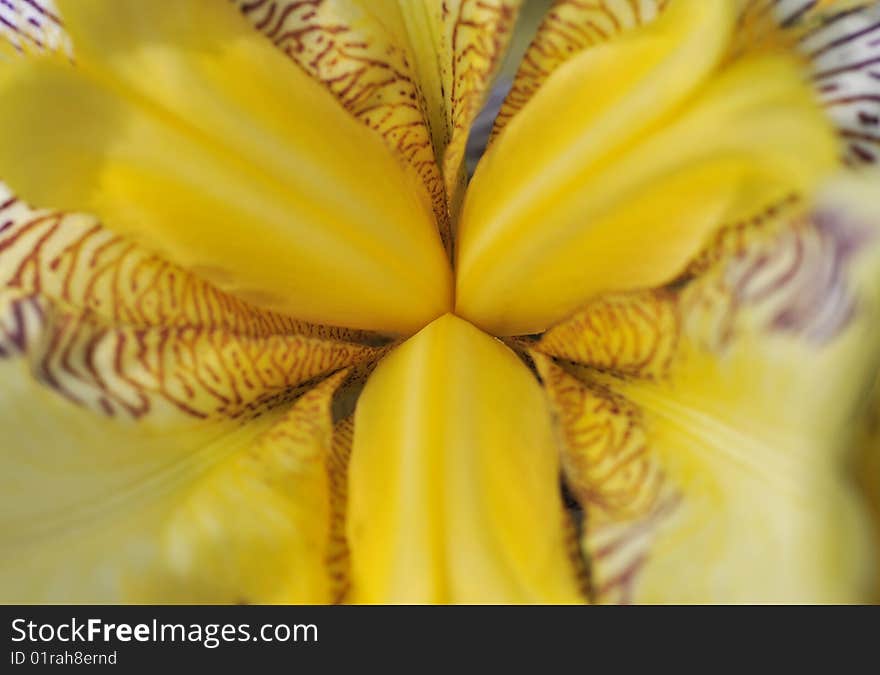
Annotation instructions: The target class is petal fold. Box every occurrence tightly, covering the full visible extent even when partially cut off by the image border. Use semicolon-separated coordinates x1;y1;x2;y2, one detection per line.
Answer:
0;193;381;601
232;0;453;250
534;175;880;602
0;0;452;334
347;313;584;603
490;0;668;141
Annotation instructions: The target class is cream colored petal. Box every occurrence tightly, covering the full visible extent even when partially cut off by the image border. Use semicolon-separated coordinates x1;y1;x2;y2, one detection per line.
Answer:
0;0;68;56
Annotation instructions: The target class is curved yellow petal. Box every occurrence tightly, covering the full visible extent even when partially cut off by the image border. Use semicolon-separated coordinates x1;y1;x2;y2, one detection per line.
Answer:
0;349;350;602
490;0;668;141
456;0;838;335
232;0;452;252
0;0;452;334
0;192;381;601
391;0;522;219
347;313;584;603
434;0;523;218
148;372;348;603
534;175;880;602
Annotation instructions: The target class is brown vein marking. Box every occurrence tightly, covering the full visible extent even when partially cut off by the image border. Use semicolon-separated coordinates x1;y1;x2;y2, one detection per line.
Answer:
489;0;669;143
0;193;384;420
681;203;873;350
803;3;880;165
0;0;66;55
735;0;880;165
0;193;384;343
0;289;379;421
442;0;520;210
535;355;679;604
682;193;801;279
231;0;451;251
327;415;354;603
537;288;680;381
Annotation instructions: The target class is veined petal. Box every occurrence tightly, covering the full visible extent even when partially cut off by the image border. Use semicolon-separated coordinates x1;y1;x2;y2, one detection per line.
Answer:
457;0;839;336
490;0;669;141
0;0;452;334
0;188;384;344
231;0;453;251
434;0;523;218
391;0;522;220
534;175;880;603
147;372;348;603
0;193;381;601
0;355;350;602
347;313;584;603
0;0;68;57
731;1;880;166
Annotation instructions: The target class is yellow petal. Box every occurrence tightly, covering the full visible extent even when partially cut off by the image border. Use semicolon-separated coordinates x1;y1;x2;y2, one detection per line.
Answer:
0;284;360;601
730;1;880;166
490;0;668;141
0;192;381;601
347;313;584;603
0;0;452;334
855;373;880;601
234;0;525;242
392;0;523;219
456;0;838;335
232;0;453;251
534;175;880;602
147;372;348;603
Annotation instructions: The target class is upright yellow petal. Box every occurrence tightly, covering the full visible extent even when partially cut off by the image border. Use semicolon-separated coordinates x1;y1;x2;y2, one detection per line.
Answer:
797;1;880;166
393;0;523;219
456;0;838;335
347;313;583;603
534;175;880;602
0;0;452;334
149;372;348;603
231;0;452;251
490;0;668;141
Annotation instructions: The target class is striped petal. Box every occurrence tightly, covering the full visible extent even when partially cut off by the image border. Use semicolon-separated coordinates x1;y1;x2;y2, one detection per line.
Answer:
0;0;68;56
0;192;382;602
234;0;523;239
347;313;584;603
533;175;880;603
231;0;453;250
457;0;838;335
0;0;452;334
490;0;668;141
798;1;880;166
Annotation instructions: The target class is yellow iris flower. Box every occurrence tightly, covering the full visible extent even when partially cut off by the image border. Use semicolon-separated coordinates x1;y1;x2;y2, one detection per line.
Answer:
1;0;879;603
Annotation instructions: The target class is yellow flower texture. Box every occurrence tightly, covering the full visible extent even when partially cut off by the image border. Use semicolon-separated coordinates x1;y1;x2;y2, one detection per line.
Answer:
1;0;879;603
